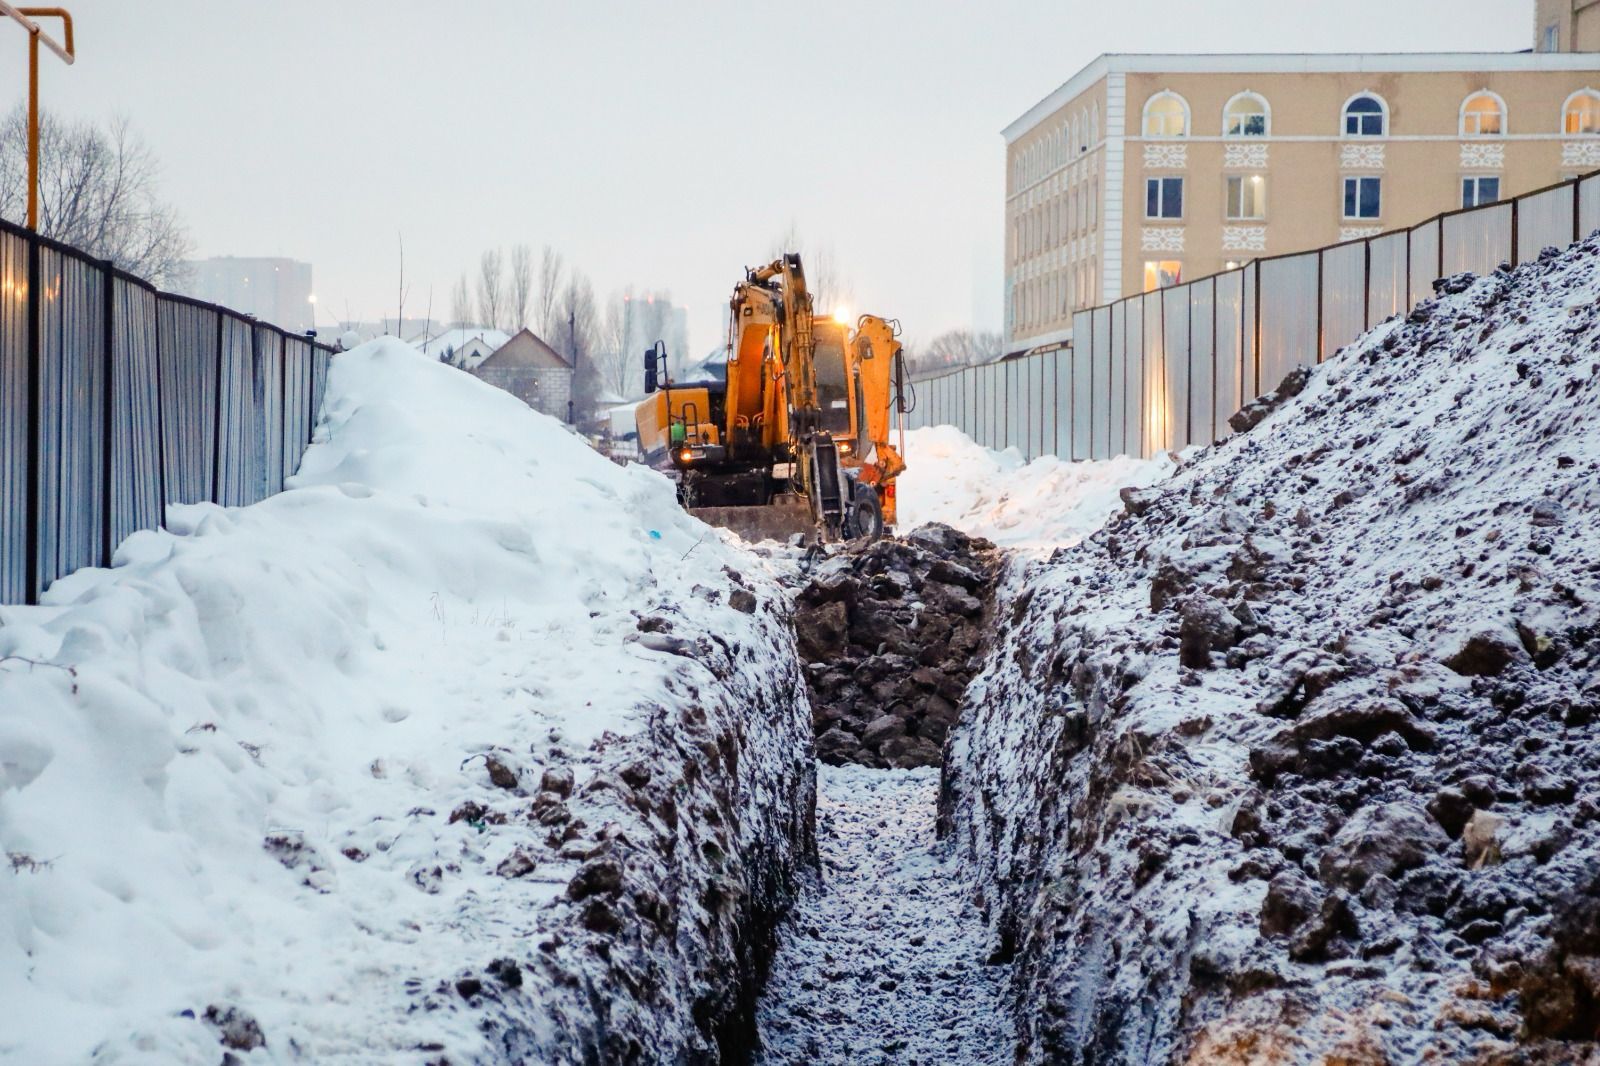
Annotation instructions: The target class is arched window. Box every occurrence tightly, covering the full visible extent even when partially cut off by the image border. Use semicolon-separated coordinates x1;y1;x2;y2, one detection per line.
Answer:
1564;89;1600;135
1343;93;1388;137
1072;116;1081;154
1461;91;1506;136
1091;103;1100;146
1224;92;1271;137
1142;92;1190;138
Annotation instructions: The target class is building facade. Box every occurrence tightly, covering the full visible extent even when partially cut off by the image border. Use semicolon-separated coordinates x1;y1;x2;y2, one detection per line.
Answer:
177;256;314;332
1537;0;1600;53
469;328;574;421
1003;52;1600;354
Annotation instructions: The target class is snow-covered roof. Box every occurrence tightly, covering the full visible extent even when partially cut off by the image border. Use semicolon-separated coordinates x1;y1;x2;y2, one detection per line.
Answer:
415;328;511;366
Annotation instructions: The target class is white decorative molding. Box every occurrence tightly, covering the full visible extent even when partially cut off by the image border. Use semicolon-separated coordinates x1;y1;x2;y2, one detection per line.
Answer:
1562;140;1600;168
1340;143;1385;170
1143;143;1188;169
1141;227;1186;252
1459;142;1505;169
1222;226;1267;252
1340;226;1383;242
1223;143;1269;169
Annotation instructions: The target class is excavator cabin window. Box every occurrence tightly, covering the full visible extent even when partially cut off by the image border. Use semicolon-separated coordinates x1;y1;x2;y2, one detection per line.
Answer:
812;334;854;437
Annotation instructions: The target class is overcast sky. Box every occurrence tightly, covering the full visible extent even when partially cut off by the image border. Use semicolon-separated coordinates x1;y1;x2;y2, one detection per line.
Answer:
2;0;1538;355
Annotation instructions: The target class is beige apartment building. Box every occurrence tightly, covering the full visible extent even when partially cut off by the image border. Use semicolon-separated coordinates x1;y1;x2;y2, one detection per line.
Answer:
1537;0;1600;53
1003;50;1600;354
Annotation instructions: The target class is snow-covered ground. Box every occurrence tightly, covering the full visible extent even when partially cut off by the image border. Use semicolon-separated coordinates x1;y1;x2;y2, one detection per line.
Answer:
945;238;1600;1061
897;426;1176;554
0;339;812;1063
755;765;1011;1065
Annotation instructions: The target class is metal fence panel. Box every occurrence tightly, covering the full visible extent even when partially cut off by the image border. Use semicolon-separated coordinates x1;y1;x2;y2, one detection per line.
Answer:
1081;305;1107;457
158;301;220;507
1322;241;1368;359
1409;220;1441;310
1242;262;1259;400
1053;346;1072;458
282;336;312;483
1005;359;1023;453
1091;307;1111;459
109;277;164;550
257;326;285;500
1160;289;1188;452
1187;279;1216;447
216;316;257;507
1367;232;1408;327
1214;270;1244;440
962;366;977;434
1106;302;1126;459
1583;175;1600;241
1442;203;1512;278
1127;296;1148;458
0;230;28;603
1258;253;1320;393
35;245;107;595
1518;186;1577;264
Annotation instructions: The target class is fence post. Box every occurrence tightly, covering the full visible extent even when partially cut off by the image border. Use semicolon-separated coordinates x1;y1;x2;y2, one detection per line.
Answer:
101;260;115;565
1510;197;1520;269
24;231;40;604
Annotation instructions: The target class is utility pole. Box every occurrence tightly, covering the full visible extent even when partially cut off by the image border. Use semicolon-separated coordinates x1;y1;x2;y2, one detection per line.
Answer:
568;306;577;424
0;4;75;231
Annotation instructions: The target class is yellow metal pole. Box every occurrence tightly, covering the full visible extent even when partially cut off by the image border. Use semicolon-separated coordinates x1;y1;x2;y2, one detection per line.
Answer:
1;3;75;231
27;27;38;228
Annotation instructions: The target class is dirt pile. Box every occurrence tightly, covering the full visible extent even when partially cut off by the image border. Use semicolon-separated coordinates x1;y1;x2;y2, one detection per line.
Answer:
792;524;999;768
944;237;1600;1063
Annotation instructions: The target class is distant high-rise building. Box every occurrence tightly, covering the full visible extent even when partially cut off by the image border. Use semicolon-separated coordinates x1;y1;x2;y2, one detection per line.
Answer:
178;256;314;332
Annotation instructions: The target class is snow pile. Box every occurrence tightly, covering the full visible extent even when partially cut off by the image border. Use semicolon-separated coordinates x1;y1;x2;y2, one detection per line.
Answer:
945;239;1600;1062
897;426;1176;553
0;339;813;1063
755;765;1012;1064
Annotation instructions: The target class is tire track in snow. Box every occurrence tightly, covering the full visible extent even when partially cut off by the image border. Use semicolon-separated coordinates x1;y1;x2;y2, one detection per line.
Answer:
755;764;1013;1065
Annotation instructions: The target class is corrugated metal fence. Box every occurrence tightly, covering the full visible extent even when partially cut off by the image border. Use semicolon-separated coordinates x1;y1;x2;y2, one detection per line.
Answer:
908;171;1600;461
1;216;337;605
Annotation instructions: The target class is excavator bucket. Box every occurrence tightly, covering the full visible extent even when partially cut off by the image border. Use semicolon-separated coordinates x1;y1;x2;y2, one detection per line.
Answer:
689;495;814;544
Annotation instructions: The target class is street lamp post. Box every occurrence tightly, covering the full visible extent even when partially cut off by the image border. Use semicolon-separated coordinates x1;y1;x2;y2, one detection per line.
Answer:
0;3;75;231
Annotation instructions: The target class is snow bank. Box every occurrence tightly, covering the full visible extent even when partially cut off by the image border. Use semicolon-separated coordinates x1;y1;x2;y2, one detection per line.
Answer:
946;239;1600;1062
897;426;1176;553
0;339;813;1062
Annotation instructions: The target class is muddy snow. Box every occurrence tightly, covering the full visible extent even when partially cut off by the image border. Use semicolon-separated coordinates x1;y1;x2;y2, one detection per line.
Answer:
754;764;1012;1065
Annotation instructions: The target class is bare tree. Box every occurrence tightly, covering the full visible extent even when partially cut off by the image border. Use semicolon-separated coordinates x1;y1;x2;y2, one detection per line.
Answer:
597;287;633;399
553;270;601;416
535;245;564;337
0;107;191;284
475;248;506;332
908;329;1004;375
396;232;410;335
449;273;473;327
508;243;534;332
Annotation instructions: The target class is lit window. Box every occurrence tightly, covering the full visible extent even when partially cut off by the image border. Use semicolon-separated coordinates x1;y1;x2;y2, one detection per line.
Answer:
1343;94;1387;137
1343;176;1382;219
1462;176;1501;208
1224;92;1270;137
1143;261;1182;292
1143;93;1190;138
1565;90;1600;135
1461;92;1505;136
1146;177;1184;219
1226;175;1266;220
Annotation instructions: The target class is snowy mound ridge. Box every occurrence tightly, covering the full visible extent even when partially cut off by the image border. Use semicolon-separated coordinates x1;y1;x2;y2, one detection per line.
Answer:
944;237;1600;1062
898;425;1176;554
0;339;813;1063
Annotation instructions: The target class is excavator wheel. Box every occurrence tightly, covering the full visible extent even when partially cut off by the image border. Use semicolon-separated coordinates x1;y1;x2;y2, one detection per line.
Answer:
846;484;884;542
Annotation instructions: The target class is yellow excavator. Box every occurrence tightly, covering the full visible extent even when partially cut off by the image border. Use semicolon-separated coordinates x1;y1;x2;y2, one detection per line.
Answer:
634;253;908;542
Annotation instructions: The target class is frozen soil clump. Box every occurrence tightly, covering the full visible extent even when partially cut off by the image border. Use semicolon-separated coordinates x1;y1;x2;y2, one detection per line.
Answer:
944;237;1600;1063
791;524;999;768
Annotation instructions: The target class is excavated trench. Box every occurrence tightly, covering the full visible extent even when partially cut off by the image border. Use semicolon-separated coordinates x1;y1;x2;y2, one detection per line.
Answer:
750;525;1013;1064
